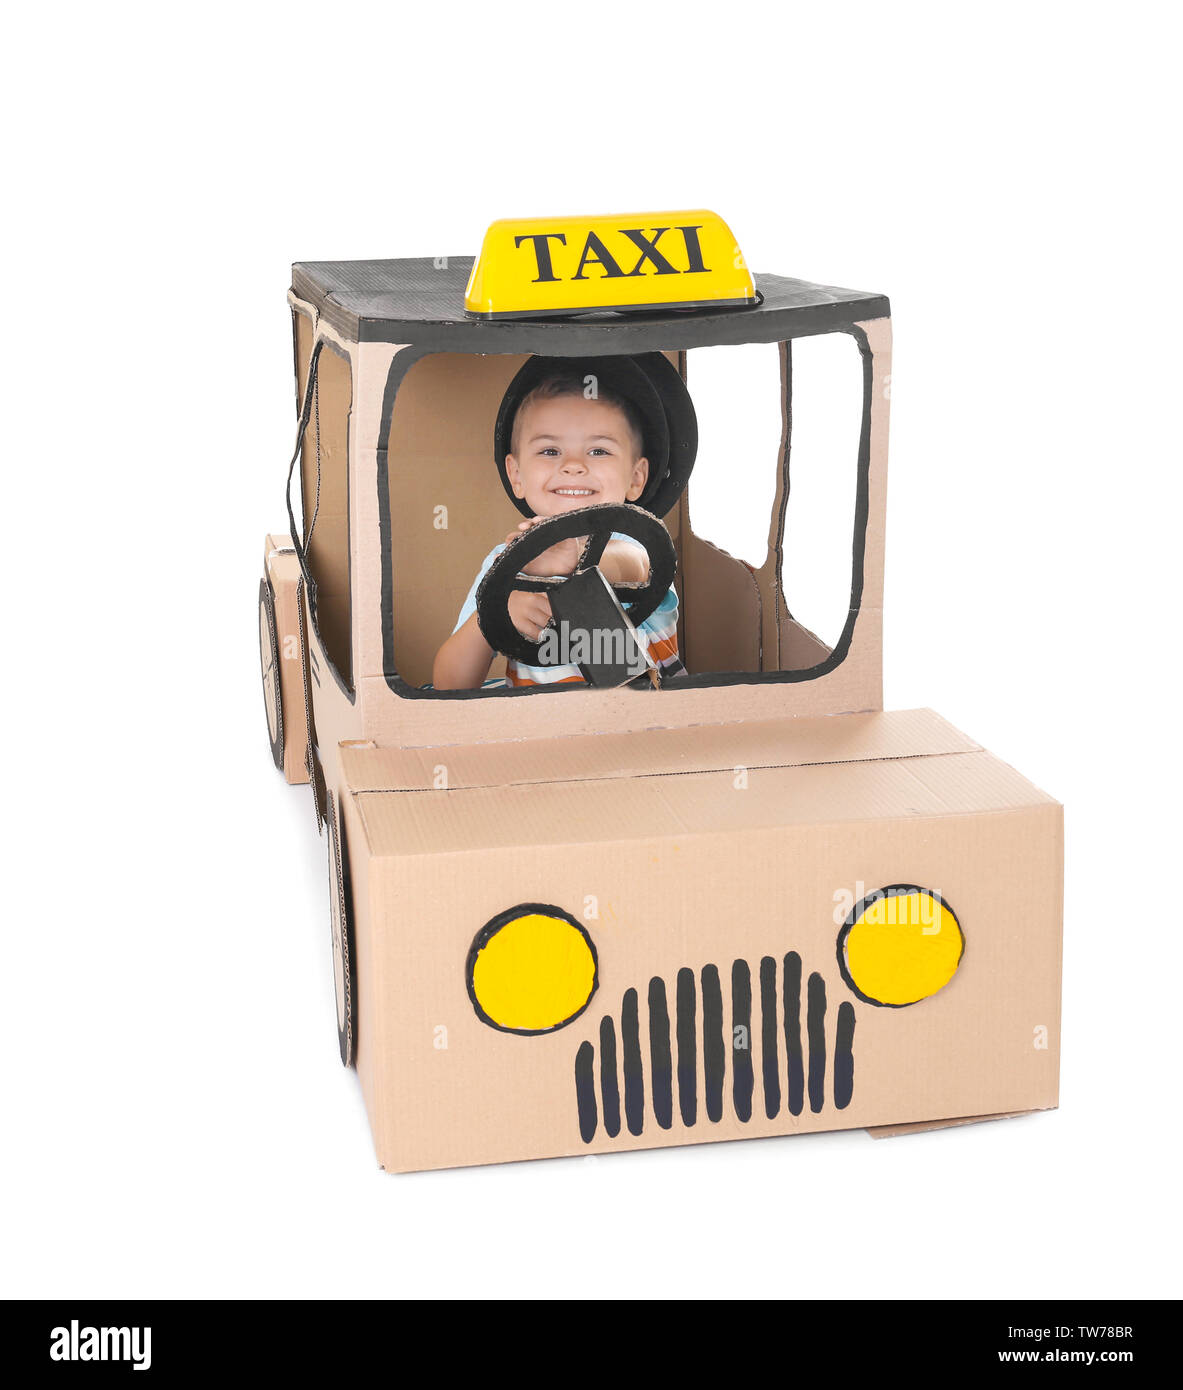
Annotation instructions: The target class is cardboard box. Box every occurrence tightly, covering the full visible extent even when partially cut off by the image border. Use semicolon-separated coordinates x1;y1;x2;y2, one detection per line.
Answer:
261;241;1062;1172
337;709;1061;1172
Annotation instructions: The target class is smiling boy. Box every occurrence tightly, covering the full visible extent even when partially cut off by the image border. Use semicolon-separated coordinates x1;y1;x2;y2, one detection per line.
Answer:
432;372;681;690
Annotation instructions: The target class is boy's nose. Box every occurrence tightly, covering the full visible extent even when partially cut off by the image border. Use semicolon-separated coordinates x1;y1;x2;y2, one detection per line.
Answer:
559;456;588;473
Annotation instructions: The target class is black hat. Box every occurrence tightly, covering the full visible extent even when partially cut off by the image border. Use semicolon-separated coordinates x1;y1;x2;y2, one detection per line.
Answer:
493;353;698;519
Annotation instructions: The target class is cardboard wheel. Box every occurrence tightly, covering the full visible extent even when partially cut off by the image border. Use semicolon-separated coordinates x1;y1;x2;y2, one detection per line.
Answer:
327;794;355;1067
258;578;284;770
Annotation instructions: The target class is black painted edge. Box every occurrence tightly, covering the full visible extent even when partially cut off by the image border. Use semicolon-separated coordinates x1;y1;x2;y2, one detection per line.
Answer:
376;322;875;700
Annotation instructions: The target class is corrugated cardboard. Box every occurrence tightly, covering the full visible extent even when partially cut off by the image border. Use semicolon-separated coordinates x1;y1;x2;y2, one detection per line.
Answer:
261;264;1062;1174
340;708;978;793
338;708;1060;1172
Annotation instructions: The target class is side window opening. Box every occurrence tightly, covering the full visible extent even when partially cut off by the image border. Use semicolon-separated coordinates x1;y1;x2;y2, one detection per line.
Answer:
779;332;863;659
685;342;782;566
682;334;864;676
293;318;353;690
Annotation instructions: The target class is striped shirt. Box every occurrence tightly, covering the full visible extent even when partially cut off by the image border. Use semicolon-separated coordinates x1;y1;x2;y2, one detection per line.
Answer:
455;534;682;687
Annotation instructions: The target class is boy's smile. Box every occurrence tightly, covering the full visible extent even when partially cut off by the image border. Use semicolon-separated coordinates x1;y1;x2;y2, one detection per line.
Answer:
505;394;648;516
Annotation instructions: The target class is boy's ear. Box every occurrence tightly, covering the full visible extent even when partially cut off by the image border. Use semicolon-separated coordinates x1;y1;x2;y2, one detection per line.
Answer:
626;455;649;502
505;454;527;499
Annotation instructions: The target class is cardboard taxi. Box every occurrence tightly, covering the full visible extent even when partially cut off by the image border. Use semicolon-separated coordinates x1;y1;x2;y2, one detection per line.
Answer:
258;210;1063;1173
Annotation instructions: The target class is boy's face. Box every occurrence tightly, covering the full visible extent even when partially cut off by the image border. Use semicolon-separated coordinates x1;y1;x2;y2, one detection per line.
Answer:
505;394;649;516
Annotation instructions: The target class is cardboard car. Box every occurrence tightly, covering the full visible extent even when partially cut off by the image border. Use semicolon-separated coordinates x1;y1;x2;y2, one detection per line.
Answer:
258;210;1063;1173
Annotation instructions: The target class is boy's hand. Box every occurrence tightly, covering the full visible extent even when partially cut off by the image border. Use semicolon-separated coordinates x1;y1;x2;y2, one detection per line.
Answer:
507;518;584;577
508;589;553;642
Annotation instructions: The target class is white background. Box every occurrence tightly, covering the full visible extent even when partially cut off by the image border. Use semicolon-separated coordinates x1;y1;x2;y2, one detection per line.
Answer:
4;2;1179;1300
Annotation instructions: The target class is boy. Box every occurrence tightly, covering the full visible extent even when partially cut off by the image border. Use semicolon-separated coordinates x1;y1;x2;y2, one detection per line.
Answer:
432;372;681;690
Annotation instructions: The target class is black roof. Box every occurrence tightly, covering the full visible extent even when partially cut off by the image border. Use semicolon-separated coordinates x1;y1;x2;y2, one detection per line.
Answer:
290;257;889;353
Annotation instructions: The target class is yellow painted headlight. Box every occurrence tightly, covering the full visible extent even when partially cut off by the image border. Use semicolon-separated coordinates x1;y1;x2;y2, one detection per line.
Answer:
467;905;598;1035
838;887;964;1007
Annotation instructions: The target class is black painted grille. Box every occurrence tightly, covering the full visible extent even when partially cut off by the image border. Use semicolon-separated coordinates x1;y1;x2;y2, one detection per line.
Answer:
575;953;856;1143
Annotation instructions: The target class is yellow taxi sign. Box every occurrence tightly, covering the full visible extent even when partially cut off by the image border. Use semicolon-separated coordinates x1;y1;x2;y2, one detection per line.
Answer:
464;209;757;319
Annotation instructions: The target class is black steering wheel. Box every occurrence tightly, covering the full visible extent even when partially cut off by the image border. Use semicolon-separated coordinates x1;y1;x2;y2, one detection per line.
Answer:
475;503;676;668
